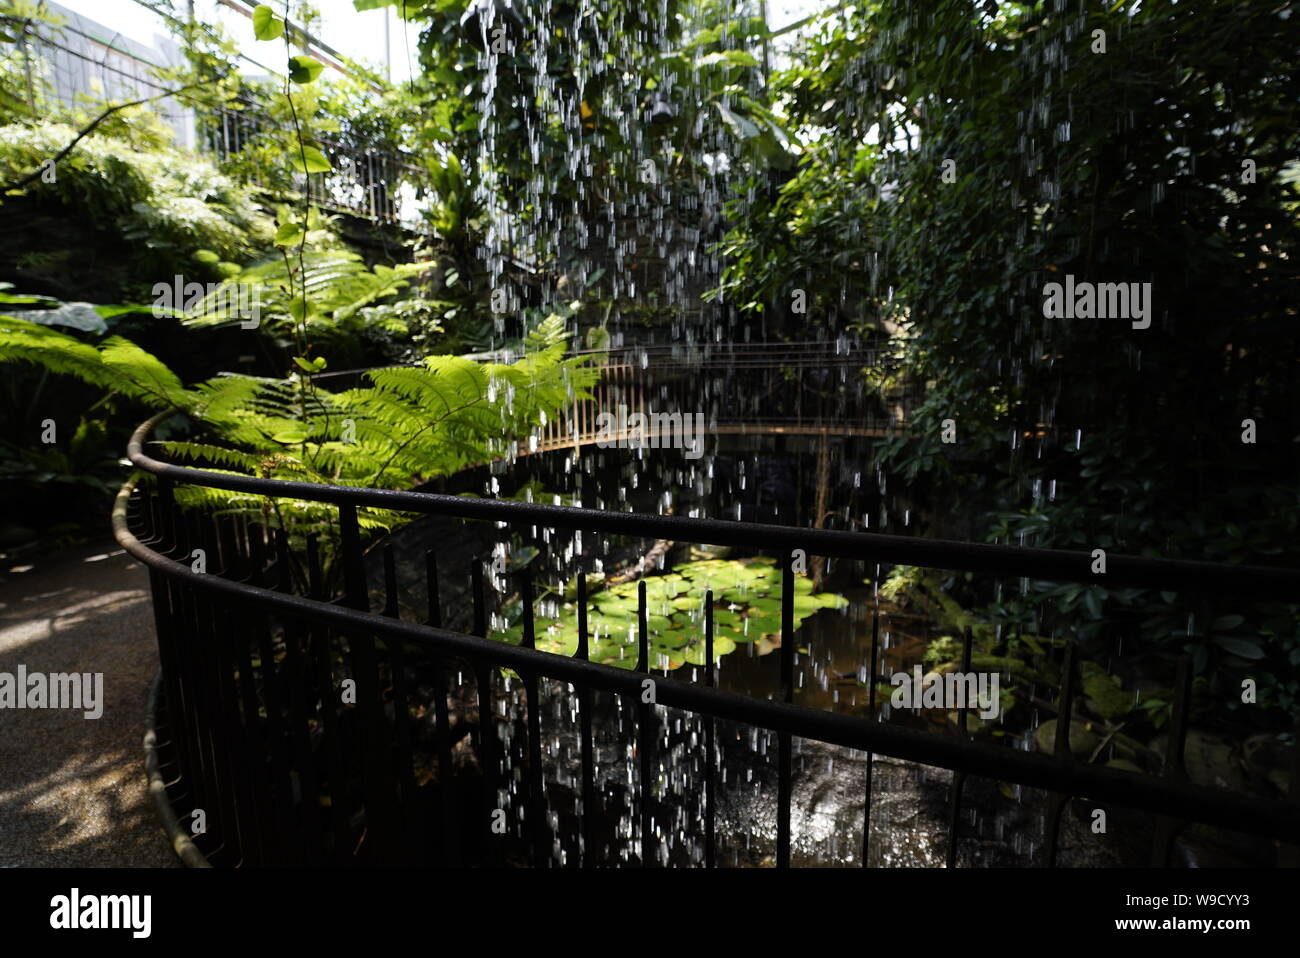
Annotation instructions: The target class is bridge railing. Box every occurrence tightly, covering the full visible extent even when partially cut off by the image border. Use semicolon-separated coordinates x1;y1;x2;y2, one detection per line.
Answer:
199;94;427;227
114;411;1300;867
316;341;911;457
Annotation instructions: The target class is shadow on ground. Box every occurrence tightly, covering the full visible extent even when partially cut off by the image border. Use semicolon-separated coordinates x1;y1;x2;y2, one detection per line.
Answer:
0;539;177;867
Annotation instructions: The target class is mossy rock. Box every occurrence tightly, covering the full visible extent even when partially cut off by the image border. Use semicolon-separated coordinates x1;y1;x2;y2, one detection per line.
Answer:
1080;661;1135;720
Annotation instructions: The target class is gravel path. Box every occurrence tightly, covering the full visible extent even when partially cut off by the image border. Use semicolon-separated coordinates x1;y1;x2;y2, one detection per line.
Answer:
0;539;177;867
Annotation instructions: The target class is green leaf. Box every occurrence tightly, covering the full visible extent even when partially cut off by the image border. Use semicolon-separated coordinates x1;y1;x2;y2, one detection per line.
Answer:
716;102;760;140
697;50;760;69
290;145;332;174
270;426;312;444
252;5;284;41
274;222;305;247
288;55;325;84
1212;637;1265;660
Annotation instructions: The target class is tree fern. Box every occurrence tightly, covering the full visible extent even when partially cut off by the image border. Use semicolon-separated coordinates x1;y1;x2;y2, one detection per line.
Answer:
0;314;597;592
183;247;431;341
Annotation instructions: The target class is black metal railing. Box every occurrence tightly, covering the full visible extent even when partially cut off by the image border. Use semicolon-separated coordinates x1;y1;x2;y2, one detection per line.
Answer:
199;95;427;227
313;341;911;458
114;411;1300;867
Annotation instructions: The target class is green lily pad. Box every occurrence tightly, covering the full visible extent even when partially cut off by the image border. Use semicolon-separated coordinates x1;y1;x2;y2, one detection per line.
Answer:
487;557;846;672
683;635;737;665
744;613;783;636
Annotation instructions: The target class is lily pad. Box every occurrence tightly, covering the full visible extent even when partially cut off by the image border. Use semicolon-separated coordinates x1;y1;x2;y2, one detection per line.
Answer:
488;557;847;672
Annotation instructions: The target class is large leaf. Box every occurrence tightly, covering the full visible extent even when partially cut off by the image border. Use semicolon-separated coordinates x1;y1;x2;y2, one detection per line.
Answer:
288;55;325;84
289;145;332;174
252;5;284;41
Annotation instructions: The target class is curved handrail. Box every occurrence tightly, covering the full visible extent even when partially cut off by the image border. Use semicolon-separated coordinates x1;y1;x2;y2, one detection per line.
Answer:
111;437;1300;843
126;410;1300;598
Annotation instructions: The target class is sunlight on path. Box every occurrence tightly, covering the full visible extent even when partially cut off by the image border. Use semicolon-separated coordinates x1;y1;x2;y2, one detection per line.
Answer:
0;542;176;867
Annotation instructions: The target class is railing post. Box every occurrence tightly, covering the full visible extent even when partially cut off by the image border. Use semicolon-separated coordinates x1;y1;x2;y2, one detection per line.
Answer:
946;626;975;869
1045;642;1079;868
636;579;655;867
862;564;881;867
704;592;716;869
777;559;795;868
519;571;549;866
1148;656;1193;867
575;572;597;866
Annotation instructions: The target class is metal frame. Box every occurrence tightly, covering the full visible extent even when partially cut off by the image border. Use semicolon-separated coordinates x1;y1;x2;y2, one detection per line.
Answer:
114;412;1300;867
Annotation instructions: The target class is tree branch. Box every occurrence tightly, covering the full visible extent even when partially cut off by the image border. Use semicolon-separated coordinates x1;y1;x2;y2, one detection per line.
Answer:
0;75;227;193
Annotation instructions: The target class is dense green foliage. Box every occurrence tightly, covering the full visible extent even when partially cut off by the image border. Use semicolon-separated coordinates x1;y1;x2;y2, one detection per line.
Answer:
0;310;594;583
0;0;1295;730
0;121;274;300
711;0;1300;717
0;0;592;557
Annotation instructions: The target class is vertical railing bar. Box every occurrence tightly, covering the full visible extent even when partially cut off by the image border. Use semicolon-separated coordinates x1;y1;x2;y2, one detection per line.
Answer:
705;590;716;869
1045;642;1078;868
337;504;399;861
170;581;210;858
253;608;295;862
946;625;974;869
862;563;880;867
338;504;367;612
246;517;268;586
777;559;795;868
280;612;323;864
1149;655;1192;867
230;603;270;864
275;528;291;593
576;572;589;661
185;516;233;857
576;572;596;866
472;560;487;638
305;533;321;600
156;476;175;550
1291;711;1300;863
425;550;455;864
637;579;654;866
520;572;548;866
471;558;498;865
312;626;353;865
425;549;442;628
382;544;399;618
382;564;422;864
475;656;498;867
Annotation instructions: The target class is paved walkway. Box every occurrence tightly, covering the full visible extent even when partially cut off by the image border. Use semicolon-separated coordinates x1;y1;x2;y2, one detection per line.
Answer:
0;539;177;867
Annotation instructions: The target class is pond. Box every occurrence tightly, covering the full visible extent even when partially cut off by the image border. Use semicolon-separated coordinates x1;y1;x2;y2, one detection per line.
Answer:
360;433;1239;867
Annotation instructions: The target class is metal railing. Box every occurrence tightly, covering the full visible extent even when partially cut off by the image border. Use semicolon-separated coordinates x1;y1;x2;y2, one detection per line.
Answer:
114;411;1300;867
314;341;911;459
198;94;427;227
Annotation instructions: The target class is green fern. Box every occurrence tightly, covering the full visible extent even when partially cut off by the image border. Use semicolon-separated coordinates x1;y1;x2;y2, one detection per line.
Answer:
0;315;597;591
182;246;430;341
